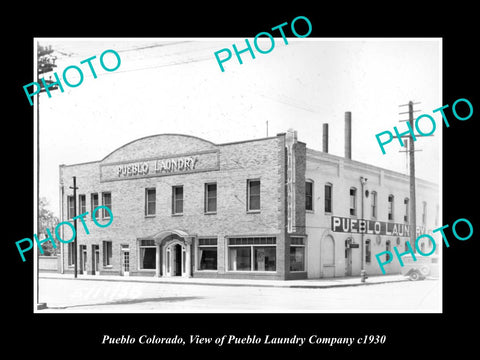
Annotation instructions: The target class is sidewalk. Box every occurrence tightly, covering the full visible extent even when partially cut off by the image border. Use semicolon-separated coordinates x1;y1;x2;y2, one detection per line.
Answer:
39;272;411;289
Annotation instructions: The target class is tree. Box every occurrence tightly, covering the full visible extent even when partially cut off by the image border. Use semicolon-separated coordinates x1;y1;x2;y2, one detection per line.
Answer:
39;197;59;256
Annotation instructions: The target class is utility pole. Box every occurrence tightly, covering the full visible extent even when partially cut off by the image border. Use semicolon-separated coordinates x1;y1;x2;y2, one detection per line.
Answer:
36;43;58;310
396;101;425;253
360;176;368;282
70;176;79;278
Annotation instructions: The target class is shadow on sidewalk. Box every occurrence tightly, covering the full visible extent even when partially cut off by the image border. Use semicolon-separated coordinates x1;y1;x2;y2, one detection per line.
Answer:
47;296;204;310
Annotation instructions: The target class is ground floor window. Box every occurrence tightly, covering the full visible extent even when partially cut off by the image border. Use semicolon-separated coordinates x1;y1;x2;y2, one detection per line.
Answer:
365;239;371;263
103;241;112;266
139;239;156;269
228;237;276;272
289;237;305;271
198;238;217;270
67;242;75;266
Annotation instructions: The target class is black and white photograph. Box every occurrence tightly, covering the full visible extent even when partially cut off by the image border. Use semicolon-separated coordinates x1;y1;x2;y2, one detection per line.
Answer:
31;37;443;314
7;6;479;356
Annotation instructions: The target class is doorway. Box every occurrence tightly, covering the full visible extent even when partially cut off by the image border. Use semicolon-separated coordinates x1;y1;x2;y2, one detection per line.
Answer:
92;245;99;275
173;244;182;276
345;239;352;276
80;245;87;275
164;241;186;277
121;245;130;276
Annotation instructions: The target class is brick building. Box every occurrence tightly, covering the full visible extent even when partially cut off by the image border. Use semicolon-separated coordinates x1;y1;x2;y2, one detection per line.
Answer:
58;120;439;280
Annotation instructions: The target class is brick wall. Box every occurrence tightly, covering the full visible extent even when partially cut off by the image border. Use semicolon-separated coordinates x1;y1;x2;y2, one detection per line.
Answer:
59;133;289;279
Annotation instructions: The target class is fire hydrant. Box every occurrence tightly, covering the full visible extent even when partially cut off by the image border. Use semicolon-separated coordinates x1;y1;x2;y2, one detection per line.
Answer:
361;270;368;283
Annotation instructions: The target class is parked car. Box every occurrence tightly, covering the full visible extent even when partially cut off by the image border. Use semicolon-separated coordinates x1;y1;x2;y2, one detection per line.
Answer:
401;254;439;281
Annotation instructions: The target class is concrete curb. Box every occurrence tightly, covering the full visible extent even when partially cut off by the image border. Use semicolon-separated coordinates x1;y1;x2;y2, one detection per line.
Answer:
39;273;413;289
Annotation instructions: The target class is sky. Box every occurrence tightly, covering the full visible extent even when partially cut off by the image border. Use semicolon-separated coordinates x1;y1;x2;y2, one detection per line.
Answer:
35;38;442;217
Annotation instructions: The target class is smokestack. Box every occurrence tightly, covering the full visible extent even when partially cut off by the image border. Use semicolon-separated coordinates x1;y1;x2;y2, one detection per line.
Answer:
345;111;352;160
322;123;329;153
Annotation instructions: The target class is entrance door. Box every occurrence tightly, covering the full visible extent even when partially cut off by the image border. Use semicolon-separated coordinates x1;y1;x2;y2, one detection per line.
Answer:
173;244;182;276
345;240;352;276
121;245;130;276
80;245;87;275
92;245;100;275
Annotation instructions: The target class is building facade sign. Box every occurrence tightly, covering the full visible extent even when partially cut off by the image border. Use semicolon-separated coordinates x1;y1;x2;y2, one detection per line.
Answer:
331;216;427;237
100;150;219;182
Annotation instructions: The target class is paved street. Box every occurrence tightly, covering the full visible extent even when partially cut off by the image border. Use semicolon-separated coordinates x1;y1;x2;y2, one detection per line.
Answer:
38;277;441;313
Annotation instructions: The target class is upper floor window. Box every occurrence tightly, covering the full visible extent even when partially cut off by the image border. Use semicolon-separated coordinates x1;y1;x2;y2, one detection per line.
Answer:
422;201;427;225
91;193;99;220
79;194;86;214
205;183;217;213
172;186;184;215
247;179;260;212
324;183;332;213
305;180;313;211
371;191;377;218
349;187;357;216
388;194;394;221
145;188;156;216
67;195;75;219
102;192;112;219
404;198;409;222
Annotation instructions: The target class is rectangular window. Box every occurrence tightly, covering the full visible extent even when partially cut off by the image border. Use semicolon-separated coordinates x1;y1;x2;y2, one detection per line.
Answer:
67;242;75;266
198;238;217;270
145;188;156;216
91;193;99;219
290;237;305;271
228;247;251;271
324;184;332;213
67;196;75;219
204;183;217;213
79;194;86;214
386;240;391;261
247;179;260;211
102;192;112;218
350;188;357;216
139;239;156;270
365;240;371;263
422;201;427;225
388;195;394;221
371;191;377;218
254;247;276;271
103;241;112;266
228;237;276;271
305;181;313;211
404;198;409;222
172;186;183;214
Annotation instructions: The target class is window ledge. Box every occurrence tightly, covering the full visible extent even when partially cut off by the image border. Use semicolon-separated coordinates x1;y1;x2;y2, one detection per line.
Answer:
226;270;277;273
204;212;217;215
246;210;261;214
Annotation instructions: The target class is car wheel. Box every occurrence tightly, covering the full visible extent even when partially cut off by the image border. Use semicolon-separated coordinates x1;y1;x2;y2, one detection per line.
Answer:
420;265;430;276
409;271;421;281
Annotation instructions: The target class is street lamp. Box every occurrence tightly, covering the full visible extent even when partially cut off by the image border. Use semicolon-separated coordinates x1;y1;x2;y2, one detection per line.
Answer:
360;176;368;283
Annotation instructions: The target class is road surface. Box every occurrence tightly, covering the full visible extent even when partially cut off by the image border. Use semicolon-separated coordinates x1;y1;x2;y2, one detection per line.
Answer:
37;277;441;313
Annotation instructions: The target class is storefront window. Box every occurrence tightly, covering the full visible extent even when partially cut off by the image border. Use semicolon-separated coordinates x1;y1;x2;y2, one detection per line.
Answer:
289;237;305;271
139;239;156;269
228;237;276;271
254;247;276;271
198;238;217;270
228;247;251;271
